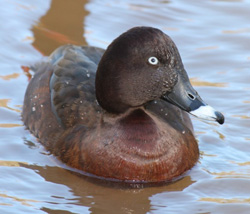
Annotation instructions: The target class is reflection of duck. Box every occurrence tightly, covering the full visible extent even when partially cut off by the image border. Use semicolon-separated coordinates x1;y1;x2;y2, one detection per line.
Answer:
31;0;88;55
23;27;224;183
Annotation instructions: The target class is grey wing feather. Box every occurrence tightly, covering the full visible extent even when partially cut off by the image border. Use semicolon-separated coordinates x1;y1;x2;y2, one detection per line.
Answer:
49;45;105;128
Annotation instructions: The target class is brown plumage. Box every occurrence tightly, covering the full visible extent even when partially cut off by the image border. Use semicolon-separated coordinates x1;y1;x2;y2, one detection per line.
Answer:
23;27;224;183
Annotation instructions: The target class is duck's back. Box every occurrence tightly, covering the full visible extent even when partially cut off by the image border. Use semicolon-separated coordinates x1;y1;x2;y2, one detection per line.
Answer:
23;45;104;147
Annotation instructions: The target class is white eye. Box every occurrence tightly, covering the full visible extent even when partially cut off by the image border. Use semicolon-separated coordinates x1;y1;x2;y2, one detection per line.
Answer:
148;56;159;65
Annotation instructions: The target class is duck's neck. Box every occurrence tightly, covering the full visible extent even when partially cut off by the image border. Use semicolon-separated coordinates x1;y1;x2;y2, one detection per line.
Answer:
116;109;159;147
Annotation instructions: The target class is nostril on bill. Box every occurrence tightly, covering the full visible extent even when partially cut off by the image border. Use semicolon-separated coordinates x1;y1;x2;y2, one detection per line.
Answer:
187;93;195;100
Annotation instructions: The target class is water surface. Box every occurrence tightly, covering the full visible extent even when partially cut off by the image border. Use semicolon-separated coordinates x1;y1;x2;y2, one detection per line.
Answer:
1;0;250;213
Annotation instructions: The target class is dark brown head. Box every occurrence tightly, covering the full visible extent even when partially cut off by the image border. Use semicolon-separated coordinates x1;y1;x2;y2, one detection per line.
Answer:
95;27;224;124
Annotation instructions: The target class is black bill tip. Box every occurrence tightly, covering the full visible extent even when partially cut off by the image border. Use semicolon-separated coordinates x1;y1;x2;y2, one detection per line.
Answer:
215;111;225;125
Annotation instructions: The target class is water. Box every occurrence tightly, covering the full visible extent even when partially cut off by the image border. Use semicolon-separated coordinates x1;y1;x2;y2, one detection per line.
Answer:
0;0;250;213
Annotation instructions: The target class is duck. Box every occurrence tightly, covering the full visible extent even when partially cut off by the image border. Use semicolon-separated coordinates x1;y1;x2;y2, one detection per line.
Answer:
22;26;224;183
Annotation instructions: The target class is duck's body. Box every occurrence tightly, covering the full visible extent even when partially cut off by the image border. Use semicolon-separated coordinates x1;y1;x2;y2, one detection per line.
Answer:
23;27;224;183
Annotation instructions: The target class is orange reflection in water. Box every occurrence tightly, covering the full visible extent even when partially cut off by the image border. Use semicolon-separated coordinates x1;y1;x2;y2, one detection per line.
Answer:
231;115;250;120
0;99;21;113
0;193;38;207
0;73;20;81
190;77;227;87
0;160;27;167
0;123;22;128
33;24;78;45
223;28;250;34
200;197;250;204
205;169;250;179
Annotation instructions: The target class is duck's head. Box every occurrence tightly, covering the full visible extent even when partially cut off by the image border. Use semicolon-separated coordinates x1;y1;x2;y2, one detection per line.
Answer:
96;26;224;124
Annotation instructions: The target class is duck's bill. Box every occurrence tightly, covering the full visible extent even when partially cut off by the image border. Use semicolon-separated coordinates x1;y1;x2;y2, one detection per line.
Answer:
161;75;224;125
189;105;224;124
